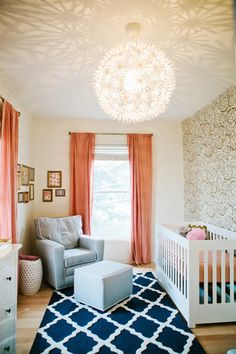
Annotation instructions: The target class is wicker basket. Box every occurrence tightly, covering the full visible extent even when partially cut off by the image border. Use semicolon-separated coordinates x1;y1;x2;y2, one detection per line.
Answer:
19;258;43;295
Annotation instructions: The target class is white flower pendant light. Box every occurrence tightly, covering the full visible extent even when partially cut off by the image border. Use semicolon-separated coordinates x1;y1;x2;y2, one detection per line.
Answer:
93;23;176;124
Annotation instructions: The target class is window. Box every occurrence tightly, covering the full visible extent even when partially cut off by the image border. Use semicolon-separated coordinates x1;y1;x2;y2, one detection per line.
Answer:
91;145;131;238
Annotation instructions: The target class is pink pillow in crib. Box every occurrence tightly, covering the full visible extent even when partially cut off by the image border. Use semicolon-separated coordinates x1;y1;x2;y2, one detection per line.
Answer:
186;228;206;240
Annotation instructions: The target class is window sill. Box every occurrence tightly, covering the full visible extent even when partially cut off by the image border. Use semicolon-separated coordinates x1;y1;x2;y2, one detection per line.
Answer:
92;236;130;241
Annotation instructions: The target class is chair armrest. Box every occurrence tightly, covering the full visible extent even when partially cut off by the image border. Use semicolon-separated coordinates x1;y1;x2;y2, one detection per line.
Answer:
79;235;104;262
36;239;65;289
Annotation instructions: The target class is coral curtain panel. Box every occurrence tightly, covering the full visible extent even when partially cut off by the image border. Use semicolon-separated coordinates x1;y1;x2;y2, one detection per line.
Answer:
128;134;153;265
70;133;95;235
0;101;19;243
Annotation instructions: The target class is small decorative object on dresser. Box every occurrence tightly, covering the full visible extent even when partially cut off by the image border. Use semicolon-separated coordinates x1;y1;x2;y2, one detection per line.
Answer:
0;244;21;353
47;171;62;188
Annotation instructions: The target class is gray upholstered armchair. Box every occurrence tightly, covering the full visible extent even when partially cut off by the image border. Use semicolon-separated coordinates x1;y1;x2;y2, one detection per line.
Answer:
35;216;104;290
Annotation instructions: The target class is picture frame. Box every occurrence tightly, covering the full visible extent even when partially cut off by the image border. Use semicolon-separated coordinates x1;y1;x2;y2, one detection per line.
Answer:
17;163;21;173
18;192;24;203
47;171;62;188
42;189;53;202
29;183;34;200
29;167;35;182
55;189;66;197
17;173;21;190
21;165;30;186
23;191;29;203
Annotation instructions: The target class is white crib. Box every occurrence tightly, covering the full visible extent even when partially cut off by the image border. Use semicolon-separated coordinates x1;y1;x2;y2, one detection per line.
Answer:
156;223;236;328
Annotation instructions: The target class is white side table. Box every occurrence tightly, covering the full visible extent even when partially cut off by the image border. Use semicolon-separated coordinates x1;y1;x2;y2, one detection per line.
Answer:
19;258;43;295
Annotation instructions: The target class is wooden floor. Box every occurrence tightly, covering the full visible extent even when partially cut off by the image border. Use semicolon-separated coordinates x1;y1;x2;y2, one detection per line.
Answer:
16;264;236;354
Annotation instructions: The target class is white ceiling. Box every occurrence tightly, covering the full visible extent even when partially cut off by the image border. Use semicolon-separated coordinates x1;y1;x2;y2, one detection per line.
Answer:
0;0;235;121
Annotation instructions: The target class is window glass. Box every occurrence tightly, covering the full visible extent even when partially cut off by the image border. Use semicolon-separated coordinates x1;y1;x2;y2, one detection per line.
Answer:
92;159;131;238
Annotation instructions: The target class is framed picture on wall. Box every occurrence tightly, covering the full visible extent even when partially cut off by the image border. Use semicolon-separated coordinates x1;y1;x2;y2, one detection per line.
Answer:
47;171;62;188
29;167;35;182
29;184;34;200
55;189;66;197
23;191;29;203
18;192;24;203
17;173;21;190
42;189;53;202
21;165;30;186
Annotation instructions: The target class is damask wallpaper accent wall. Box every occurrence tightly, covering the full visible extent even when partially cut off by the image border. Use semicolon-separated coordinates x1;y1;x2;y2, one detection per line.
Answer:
182;86;236;232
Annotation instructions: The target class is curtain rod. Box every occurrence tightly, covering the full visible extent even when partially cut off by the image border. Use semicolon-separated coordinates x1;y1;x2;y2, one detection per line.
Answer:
0;95;21;116
69;132;153;136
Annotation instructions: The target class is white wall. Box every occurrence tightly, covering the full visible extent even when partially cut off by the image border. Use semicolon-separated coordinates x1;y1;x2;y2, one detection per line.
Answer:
0;77;35;252
34;117;184;262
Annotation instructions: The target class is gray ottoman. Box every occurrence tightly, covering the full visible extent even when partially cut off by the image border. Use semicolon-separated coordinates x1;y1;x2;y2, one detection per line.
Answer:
74;260;133;311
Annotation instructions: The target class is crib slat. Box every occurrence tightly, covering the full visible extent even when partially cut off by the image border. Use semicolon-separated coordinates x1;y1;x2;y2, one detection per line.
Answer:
164;236;167;273
167;239;170;278
221;250;225;304
174;242;177;286
184;249;187;298
229;250;234;303
169;238;171;279
177;244;180;289
166;238;168;276
212;250;217;304
160;235;163;270
181;246;184;294
171;240;173;280
165;239;168;275
179;247;183;293
204;251;208;304
159;234;162;269
163;236;165;272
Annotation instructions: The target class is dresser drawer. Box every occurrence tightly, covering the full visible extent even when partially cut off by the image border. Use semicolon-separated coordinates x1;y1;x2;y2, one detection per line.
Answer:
0;318;15;344
0;337;15;354
0;260;16;305
0;303;16;324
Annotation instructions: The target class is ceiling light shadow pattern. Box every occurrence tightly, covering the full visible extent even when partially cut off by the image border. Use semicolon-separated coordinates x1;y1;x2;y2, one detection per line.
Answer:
0;0;234;120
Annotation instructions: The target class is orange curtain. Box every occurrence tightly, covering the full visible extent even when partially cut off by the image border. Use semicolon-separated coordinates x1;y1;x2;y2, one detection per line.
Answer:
0;101;19;243
70;133;95;235
128;134;153;264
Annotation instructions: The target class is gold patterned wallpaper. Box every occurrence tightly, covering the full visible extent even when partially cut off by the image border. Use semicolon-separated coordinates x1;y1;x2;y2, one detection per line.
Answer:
182;86;236;232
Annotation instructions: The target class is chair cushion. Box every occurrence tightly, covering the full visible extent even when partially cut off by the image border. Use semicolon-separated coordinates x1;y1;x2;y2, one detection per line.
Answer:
64;248;97;268
36;215;83;249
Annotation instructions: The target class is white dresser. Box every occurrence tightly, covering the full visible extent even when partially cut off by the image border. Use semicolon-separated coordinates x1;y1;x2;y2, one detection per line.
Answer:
0;244;21;354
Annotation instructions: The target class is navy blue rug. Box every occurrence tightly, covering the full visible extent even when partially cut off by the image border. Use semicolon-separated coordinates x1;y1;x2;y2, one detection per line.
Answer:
30;272;205;354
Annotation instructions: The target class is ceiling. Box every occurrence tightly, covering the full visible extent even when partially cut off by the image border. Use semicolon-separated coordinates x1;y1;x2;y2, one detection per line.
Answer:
0;0;235;121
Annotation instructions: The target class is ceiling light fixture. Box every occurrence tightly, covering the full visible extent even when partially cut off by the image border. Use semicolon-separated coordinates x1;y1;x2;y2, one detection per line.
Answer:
93;22;176;124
